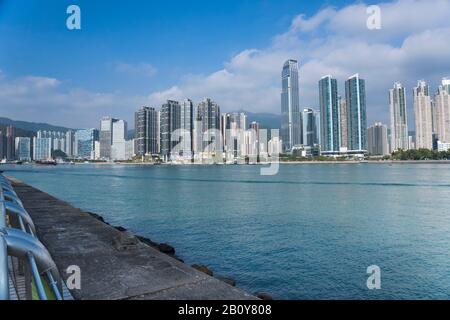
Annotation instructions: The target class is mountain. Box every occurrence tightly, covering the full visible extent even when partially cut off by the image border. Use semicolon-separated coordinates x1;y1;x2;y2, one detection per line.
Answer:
0;117;73;135
234;111;281;129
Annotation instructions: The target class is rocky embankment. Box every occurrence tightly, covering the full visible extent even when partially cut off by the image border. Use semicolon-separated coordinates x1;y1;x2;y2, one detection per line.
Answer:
86;211;272;299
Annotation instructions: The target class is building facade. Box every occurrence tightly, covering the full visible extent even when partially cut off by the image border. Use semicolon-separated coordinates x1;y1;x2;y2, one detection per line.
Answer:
345;74;367;153
75;129;99;160
389;82;409;151
15;137;31;161
160;100;181;159
281;59;302;152
414;80;433;149
134;106;159;156
367;122;389;156
434;78;450;144
319;75;340;153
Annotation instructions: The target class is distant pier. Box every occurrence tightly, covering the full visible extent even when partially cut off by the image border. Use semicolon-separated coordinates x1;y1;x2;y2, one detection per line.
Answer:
8;178;256;300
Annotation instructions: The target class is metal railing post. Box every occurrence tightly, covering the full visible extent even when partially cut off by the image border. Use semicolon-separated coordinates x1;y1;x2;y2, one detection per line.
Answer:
0;194;10;300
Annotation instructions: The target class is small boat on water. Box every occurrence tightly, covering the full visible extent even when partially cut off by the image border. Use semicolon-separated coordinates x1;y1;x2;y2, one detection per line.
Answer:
35;160;57;166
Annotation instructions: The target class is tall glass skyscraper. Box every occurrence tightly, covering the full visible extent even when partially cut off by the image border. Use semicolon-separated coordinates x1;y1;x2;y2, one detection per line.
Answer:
180;99;194;159
99;117;118;159
345;74;367;152
195;98;221;154
319;75;340;153
281;59;301;152
389;82;409;151
302;108;317;147
75;129;99;160
134;106;159;156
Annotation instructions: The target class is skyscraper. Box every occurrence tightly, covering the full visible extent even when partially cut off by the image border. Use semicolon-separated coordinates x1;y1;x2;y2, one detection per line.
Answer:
221;112;246;159
65;130;75;157
339;96;348;150
367;122;389;156
434;78;450;143
345;74;367;153
281;59;301;152
15;137;31;161
111;119;128;160
99;117;118;159
302;108;317;147
134;106;159;156
180;99;194;159
413;80;433;149
195;98;221;155
160;100;181;159
389;82;409;151
319;75;340;153
75;129;99;160
6;126;15;160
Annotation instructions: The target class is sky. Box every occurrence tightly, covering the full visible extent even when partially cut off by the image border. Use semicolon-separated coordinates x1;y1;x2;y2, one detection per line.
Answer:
0;0;449;129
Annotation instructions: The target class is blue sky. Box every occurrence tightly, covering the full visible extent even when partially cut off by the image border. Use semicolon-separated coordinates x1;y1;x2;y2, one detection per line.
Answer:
1;0;449;128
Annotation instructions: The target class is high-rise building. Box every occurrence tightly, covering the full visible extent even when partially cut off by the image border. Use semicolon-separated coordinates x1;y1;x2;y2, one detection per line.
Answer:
413;80;433;149
180;99;194;159
389;82;409;151
99;117;118;159
160;100;181;159
134;106;159;156
0;130;5;160
65;130;75;157
345;74;367;153
281;59;302;152
75;129;99;160
195;98;221;155
111;120;128;160
434;78;450;143
319;75;340;153
367;122;389;156
221;112;247;159
15;137;31;161
339;96;348;150
302;108;317;147
33;137;52;161
6;126;15;160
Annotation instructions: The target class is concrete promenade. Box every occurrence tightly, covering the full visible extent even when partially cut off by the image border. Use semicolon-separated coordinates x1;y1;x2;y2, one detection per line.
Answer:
8;178;256;300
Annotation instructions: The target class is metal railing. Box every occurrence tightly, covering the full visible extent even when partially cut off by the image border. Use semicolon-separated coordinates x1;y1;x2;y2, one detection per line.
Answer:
0;174;63;300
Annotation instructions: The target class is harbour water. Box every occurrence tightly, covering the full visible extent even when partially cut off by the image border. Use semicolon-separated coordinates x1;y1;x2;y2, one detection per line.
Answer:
4;163;450;299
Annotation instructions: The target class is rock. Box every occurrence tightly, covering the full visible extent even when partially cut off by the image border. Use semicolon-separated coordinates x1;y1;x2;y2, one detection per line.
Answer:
254;292;273;300
136;235;159;248
88;212;105;223
114;226;127;232
192;264;213;276
173;255;184;263
113;231;138;251
216;276;236;287
158;243;175;255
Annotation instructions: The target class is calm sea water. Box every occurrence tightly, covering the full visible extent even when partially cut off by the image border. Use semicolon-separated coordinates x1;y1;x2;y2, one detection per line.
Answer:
3;163;450;299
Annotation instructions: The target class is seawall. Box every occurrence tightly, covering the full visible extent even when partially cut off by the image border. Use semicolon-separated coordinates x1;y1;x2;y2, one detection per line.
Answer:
8;177;257;300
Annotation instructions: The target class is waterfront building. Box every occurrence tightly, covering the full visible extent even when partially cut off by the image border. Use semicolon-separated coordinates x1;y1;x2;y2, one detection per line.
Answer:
345;74;367;153
0;130;5;159
134;106;159;156
367;122;389;156
434;78;450;143
339;96;348;150
65;130;75;157
437;141;450;152
268;136;282;157
389;82;409;151
281;59;302;152
413;80;433;149
111;119;128;160
195;98;221;157
179;99;194;160
302;108;317;147
160;100;181;160
6;125;15;160
15;137;31;161
319;75;340;153
99;117;118;159
33;137;52;161
75;129;99;160
221;112;247;161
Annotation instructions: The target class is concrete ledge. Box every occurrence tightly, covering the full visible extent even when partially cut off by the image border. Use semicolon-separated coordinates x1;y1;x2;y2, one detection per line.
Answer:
9;178;257;300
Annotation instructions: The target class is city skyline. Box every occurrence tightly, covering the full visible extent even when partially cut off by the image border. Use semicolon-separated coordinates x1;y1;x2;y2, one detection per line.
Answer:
1;0;450;128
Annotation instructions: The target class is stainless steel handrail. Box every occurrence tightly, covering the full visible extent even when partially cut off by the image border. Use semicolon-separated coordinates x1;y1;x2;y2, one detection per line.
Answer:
0;174;63;300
